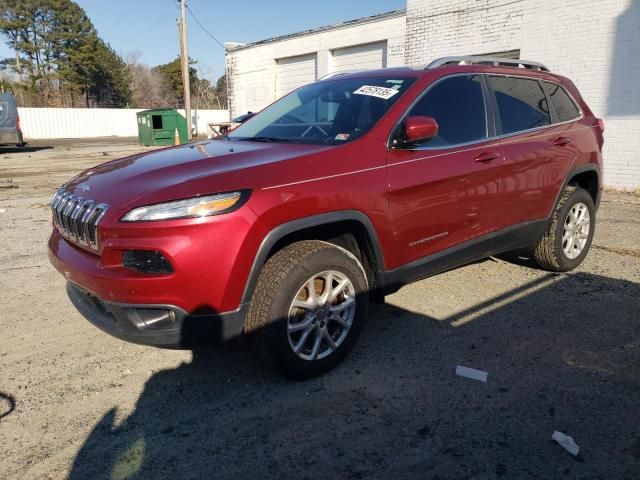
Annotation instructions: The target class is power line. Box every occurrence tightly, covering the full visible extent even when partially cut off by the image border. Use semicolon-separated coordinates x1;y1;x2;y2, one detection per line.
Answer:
185;3;225;49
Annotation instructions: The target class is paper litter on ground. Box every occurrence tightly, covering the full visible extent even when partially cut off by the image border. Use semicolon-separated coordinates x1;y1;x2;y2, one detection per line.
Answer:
455;365;488;382
551;431;580;456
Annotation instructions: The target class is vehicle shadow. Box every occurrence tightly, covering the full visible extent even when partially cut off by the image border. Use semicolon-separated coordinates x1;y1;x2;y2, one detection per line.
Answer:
67;269;640;479
0;145;53;154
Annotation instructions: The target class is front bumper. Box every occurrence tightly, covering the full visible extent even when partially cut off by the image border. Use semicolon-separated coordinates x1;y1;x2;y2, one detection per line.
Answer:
67;282;244;347
47;203;264;313
48;206;265;346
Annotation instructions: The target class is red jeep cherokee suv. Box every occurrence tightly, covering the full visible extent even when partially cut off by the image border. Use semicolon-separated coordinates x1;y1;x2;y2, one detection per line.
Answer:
49;57;603;378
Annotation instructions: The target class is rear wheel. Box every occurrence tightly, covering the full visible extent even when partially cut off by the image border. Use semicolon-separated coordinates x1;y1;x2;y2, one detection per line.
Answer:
533;186;596;271
245;240;369;379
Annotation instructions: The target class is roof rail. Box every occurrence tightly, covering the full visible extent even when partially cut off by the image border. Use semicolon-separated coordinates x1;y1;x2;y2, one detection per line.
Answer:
318;70;364;81
426;56;549;72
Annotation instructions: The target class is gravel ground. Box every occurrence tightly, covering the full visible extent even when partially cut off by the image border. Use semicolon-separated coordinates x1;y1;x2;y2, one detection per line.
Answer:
1;139;639;479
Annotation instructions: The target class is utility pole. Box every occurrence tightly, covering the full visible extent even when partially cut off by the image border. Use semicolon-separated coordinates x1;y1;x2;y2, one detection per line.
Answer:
178;0;192;140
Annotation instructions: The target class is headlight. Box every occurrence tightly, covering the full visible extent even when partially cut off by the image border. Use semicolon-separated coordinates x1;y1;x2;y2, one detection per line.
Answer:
121;191;247;222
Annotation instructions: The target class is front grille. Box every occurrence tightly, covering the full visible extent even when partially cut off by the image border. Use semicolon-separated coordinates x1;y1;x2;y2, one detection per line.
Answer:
50;188;108;250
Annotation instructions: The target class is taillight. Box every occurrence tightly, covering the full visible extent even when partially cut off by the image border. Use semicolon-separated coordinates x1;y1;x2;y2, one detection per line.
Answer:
16;113;21;132
596;118;605;132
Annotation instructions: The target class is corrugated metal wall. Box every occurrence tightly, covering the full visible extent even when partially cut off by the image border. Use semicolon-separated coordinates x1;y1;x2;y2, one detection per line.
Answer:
17;108;229;139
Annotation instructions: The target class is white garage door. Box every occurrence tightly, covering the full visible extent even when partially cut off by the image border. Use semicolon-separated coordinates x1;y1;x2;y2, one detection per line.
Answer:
276;53;317;98
331;41;387;73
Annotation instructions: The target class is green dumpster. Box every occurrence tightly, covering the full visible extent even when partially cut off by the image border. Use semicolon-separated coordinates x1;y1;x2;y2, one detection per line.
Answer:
136;109;188;146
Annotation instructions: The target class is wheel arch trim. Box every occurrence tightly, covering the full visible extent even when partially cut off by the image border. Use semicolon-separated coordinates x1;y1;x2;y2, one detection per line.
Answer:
550;164;601;217
239;210;386;306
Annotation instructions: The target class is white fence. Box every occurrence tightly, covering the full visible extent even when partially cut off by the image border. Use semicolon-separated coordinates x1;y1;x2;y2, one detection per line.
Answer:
17;107;229;140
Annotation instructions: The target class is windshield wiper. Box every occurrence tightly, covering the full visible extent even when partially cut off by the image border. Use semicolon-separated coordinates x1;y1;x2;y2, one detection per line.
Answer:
238;136;294;143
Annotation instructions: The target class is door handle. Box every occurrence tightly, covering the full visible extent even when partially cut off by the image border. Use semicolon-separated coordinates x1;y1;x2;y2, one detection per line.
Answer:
474;152;500;163
553;136;572;146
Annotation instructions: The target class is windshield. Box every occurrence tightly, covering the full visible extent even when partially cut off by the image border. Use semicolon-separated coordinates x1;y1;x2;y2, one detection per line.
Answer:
227;77;416;145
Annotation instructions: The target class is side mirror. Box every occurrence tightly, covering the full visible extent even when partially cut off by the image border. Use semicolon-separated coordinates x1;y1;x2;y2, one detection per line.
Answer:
403;116;438;145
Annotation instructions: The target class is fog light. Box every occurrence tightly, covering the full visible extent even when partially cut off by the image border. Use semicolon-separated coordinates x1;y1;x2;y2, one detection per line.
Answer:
122;250;173;274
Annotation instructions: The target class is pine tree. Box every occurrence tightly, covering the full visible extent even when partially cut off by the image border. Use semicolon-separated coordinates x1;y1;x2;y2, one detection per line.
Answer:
153;57;198;108
0;0;132;107
89;40;132;107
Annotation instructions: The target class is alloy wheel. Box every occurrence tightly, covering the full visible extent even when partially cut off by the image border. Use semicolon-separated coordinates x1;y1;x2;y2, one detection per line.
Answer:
562;202;591;259
287;270;356;361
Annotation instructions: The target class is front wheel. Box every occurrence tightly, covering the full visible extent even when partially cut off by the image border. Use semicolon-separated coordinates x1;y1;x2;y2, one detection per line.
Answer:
245;240;369;379
533;185;596;271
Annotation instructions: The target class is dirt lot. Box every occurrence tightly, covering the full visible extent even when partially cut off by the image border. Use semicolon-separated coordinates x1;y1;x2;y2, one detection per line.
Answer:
1;139;639;479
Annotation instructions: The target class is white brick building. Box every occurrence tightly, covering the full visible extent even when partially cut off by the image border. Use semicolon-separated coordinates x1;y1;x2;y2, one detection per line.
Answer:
226;1;640;189
225;10;406;119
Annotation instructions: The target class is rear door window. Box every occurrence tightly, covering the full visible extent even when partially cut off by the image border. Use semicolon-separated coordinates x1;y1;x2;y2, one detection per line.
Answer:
488;76;551;134
542;82;581;122
406;75;487;147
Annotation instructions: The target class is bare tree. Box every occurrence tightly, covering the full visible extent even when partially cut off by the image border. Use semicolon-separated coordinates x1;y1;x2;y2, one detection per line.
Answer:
125;52;178;108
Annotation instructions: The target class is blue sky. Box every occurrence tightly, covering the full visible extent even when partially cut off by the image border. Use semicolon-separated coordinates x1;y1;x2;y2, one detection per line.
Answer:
1;0;405;82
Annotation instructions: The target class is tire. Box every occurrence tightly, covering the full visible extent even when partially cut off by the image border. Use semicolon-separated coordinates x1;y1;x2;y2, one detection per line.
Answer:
533;186;596;272
245;240;369;380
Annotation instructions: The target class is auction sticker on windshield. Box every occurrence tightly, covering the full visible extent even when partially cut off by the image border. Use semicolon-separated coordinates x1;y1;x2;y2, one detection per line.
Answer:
353;85;400;100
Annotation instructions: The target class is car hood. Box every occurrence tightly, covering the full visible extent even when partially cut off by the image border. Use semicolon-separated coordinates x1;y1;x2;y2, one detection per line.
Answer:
64;140;330;209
